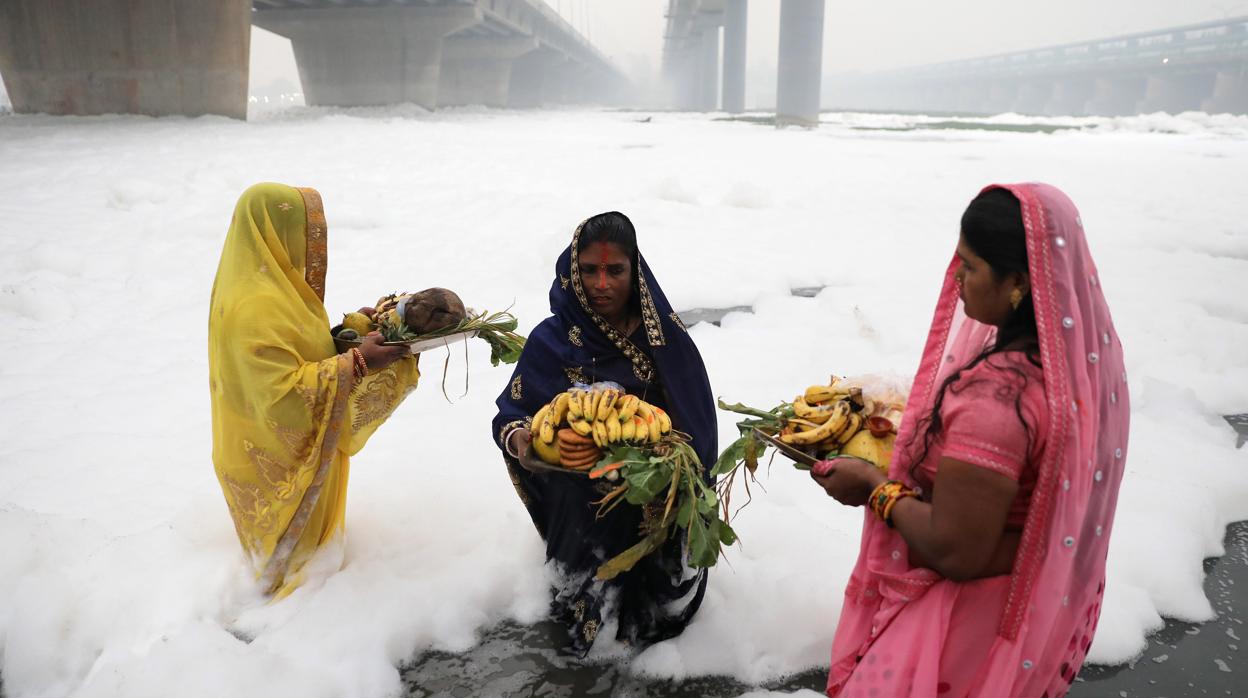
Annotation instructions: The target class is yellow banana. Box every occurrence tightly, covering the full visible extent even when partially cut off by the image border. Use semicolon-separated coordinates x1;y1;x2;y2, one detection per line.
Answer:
569;415;593;437
532;433;561;464
654;407;672;434
804;384;837;404
592;420;608;448
532;404;552;443
622;417;637;441
596;389;618;421
553;392;572;423
834;412;863;447
840;430;896;472
646;413;661;442
616;395;640;422
587;390;602;422
792;396;833;424
781;401;850;446
633;416;647;442
607;414;622;443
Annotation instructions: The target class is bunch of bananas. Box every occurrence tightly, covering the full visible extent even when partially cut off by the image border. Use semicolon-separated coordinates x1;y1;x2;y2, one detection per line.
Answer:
529;386;672;471
782;379;898;471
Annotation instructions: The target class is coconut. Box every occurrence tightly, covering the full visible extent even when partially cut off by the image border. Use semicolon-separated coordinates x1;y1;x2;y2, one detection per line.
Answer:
401;287;466;334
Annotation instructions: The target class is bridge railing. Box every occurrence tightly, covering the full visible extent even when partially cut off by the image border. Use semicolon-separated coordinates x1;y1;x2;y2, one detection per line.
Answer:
897;15;1248;80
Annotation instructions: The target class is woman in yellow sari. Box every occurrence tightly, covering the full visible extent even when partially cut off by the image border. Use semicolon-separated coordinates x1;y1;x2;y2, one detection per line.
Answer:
208;183;419;598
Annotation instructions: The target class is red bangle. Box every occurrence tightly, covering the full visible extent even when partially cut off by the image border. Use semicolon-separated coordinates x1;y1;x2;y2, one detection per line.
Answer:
350;348;369;380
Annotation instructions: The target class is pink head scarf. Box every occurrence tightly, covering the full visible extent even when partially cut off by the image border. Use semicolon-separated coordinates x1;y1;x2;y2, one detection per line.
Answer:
827;183;1130;696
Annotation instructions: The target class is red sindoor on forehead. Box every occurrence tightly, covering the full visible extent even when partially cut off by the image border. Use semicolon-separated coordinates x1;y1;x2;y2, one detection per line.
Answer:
598;245;608;289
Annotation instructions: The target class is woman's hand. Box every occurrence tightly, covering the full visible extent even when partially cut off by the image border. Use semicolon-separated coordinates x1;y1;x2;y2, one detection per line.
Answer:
507;428;546;474
357;332;408;371
810;457;887;507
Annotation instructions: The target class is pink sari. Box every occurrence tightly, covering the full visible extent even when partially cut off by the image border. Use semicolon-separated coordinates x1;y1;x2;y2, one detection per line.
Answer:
827;183;1130;697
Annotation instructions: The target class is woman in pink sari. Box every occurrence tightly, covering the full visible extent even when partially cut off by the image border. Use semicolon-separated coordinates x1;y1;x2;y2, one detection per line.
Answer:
811;183;1129;697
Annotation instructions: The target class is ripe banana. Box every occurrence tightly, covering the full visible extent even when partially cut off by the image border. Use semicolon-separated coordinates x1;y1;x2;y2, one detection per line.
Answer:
622;417;637;441
834;412;863;446
654;407;672;434
607;415;622;443
617;395;640;422
552;392;571;424
803;384;837;404
633;416;647;442
569;415;593;437
781;401;850;446
539;409;555;444
636;400;654;421
587;391;602;423
596;388;619;422
646;413;661;442
566;390;583;419
792;397;833;424
532;404;552;443
593;420;609;448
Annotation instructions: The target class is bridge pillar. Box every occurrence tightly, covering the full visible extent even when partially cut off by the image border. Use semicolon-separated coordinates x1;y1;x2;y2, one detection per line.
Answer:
508;47;565;108
438;36;538;107
1046;78;1094;116
253;5;480;109
1138;71;1215;114
1086;75;1145;116
664;43;701;111
1203;67;1248;115
981;81;1018;114
696;20;722;111
776;0;826;126
722;0;747;113
0;0;250;118
1011;79;1053;115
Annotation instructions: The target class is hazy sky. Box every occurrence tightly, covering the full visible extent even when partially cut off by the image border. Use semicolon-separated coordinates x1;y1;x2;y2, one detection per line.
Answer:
249;0;1248;97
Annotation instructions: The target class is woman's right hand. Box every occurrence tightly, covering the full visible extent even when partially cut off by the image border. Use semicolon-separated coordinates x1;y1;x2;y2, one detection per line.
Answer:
508;428;546;474
357;332;409;372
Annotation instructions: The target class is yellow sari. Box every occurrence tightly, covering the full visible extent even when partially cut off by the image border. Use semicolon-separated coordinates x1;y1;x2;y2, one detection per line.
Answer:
208;183;420;597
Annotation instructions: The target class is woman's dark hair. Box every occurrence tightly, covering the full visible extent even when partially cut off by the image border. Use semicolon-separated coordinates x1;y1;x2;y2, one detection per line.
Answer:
910;188;1041;484
577;211;641;312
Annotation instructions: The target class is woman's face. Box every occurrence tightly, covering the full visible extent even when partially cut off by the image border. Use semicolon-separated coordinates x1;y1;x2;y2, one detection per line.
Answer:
578;241;633;320
955;235;1027;326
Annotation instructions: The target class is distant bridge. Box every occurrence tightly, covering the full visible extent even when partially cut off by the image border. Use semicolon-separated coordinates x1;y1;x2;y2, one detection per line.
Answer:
0;0;625;119
830;16;1248;116
662;0;827;126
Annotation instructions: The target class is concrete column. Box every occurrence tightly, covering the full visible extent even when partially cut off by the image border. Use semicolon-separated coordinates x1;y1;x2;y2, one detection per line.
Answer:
664;43;701;111
1085;75;1146;116
722;0;747;113
1202;68;1248;115
1046;78;1094;116
253;5;480;109
697;24;721;111
0;0;250;118
438;36;538;107
508;47;565;108
776;0;826;126
1137;71;1215;114
1011;80;1054;115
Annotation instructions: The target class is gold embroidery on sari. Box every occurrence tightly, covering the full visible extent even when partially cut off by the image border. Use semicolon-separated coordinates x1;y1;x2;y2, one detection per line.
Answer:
510;375;523;401
568;326;583;347
583;619;599;643
352;371;403;431
267;419;316;463
260;353;354;593
222;474;276;545
560;274;569;290
568;221;656;383
564;366;588;385
573;599;587;622
243;440;305;501
670;311;687;332
297;187;328;302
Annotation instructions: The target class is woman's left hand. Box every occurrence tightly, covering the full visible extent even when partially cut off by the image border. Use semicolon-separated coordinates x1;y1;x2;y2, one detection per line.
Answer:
810;457;887;507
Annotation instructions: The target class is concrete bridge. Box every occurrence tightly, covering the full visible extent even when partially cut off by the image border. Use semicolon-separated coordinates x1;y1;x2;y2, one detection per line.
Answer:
0;0;624;119
830;16;1248;116
662;0;826;126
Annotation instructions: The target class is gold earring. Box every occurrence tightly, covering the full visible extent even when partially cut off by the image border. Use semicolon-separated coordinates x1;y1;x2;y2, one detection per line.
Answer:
1009;288;1023;310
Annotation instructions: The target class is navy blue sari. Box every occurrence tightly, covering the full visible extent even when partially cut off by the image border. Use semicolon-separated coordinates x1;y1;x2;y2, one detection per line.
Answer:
492;224;717;656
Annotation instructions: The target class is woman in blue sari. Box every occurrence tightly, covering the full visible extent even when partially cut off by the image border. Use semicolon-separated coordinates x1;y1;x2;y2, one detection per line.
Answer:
492;212;718;656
